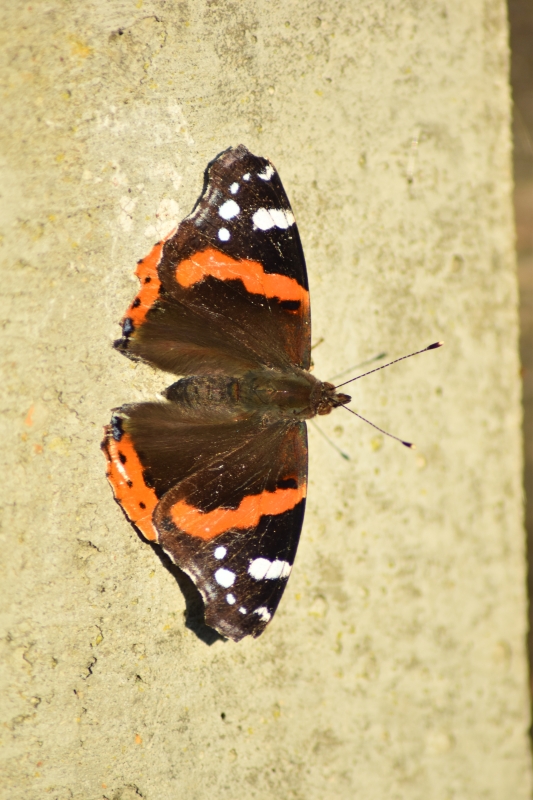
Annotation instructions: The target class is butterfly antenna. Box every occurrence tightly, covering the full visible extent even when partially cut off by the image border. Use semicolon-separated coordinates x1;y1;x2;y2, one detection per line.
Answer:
310;420;350;461
342;405;415;449
334;342;443;390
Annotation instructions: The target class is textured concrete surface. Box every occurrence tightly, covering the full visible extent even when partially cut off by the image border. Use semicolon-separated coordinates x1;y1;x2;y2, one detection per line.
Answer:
1;2;531;799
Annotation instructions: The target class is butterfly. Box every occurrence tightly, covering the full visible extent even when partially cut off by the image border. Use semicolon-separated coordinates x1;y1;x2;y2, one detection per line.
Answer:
102;145;351;641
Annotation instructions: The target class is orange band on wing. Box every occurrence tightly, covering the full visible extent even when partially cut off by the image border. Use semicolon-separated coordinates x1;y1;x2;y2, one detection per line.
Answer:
123;240;164;328
102;430;158;541
176;247;308;306
169;484;306;541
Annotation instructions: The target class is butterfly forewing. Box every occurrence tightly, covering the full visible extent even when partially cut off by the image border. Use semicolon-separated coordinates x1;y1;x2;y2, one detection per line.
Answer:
116;145;311;375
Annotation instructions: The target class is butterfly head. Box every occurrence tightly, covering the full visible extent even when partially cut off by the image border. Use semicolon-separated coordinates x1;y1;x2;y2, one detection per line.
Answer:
313;382;351;417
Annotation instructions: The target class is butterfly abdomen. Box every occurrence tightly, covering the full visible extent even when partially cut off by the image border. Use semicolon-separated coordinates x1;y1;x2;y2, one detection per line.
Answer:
163;369;328;422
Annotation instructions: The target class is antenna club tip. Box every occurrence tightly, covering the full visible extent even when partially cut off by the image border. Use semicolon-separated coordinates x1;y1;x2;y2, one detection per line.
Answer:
403;441;416;449
427;341;444;350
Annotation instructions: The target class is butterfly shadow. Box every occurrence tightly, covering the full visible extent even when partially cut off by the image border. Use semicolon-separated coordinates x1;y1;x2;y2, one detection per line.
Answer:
146;540;225;646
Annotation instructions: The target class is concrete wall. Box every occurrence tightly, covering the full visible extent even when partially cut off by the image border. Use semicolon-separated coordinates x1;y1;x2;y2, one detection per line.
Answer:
1;1;531;798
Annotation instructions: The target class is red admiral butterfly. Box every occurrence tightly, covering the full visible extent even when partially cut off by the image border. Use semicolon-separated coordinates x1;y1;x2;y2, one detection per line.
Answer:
102;145;358;641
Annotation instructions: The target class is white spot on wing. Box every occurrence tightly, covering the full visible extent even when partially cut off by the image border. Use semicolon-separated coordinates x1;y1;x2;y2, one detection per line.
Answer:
214;546;227;560
266;560;292;580
239;607;247;614
219;199;240;220
115;459;129;483
230;182;239;194
278;561;292;579
269;208;295;229
226;593;236;605
248;558;292;581
247;558;270;579
258;164;274;181
252;208;275;231
218;227;230;241
252;207;295;231
254;607;272;622
243;173;250;181
215;568;236;588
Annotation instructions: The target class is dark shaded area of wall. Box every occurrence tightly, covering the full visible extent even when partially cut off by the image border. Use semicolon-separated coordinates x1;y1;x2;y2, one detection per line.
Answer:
509;0;533;708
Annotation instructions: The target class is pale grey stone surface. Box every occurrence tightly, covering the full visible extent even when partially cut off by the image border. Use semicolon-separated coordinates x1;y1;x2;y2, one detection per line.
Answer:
1;2;531;798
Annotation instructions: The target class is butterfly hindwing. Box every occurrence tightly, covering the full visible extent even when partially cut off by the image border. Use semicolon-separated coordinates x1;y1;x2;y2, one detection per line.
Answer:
155;419;307;640
103;401;308;641
157;497;306;642
115;146;311;376
102;399;257;543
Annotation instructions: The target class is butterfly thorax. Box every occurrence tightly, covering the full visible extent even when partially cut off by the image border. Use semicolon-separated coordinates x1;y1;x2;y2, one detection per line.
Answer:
164;371;351;421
